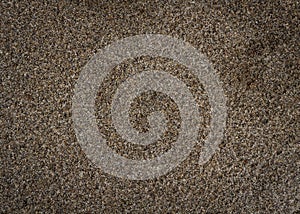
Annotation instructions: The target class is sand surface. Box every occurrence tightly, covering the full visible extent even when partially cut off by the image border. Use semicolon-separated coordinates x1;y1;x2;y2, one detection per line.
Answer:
1;0;299;213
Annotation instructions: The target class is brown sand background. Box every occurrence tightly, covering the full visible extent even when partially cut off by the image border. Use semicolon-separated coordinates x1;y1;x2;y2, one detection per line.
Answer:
1;0;299;213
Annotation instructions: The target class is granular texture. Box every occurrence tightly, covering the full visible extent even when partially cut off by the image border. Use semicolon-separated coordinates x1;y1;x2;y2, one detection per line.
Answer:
1;0;299;213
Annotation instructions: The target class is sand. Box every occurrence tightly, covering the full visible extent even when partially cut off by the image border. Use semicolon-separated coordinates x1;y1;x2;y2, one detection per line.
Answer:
1;0;299;212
